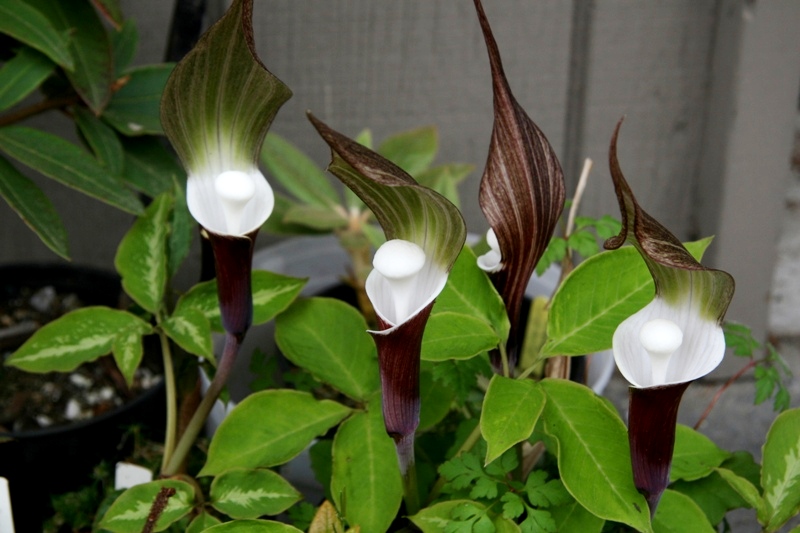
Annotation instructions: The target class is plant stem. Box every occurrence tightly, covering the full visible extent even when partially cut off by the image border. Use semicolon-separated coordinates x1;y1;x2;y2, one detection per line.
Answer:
158;329;178;473
426;420;484;504
693;358;758;430
161;331;241;476
0;95;78;127
500;343;511;378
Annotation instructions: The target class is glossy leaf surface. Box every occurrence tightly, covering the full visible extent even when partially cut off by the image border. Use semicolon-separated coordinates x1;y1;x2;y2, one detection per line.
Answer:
104;64;175;136
99;479;195;533
162;307;213;359
0;0;74;69
481;375;544;464
119;136;184;198
652;490;714;533
760;407;800;531
204;521;303;533
111;318;151;385
210;468;301;519
421;311;499;361
74;106;124;177
0;47;54;112
670;424;730;482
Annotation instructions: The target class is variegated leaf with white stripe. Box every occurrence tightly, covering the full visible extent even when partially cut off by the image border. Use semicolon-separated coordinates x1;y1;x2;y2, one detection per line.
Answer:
163;307;213;360
99;479;195;532
210;468;301;519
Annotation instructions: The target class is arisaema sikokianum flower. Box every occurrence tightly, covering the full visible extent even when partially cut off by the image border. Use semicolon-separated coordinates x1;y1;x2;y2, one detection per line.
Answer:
472;0;566;374
605;119;735;515
159;0;291;475
309;113;466;513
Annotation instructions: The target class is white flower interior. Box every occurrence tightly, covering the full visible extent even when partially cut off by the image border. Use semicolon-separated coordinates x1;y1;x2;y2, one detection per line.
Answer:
215;170;256;235
612;297;725;388
367;238;448;328
477;228;503;273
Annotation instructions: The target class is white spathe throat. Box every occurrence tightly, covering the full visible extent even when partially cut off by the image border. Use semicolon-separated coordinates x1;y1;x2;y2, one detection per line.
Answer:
186;168;274;236
639;318;683;385
477;228;503;273
366;239;448;328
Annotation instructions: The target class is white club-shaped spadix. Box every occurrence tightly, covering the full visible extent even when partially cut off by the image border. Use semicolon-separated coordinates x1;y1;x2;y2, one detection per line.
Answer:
477;228;503;273
215;170;256;235
639;318;683;384
372;239;426;323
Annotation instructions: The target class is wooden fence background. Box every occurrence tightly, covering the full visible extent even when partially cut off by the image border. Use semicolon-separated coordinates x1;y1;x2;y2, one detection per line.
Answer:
1;0;799;343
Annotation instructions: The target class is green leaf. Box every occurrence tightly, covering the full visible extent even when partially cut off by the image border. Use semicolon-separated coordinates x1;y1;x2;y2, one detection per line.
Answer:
210;468;301;519
760;407;800;531
419;368;457;431
6;307;152;373
435;246;510;343
119;136;184;198
539;379;652;532
550;500;604;533
168;178;193;279
275;297;379;401
98;479;195;533
671;464;754;525
0;47;55;112
186;512;222;533
377;126;438;177
331;406;403;533
203;520;303;533
411;500;478;533
481;376;544;464
90;0;123;28
261;132;340;208
74;106;124;177
714;467;763;516
104;64;175;136
0;126;143;214
174;270;306;331
111;19;139;78
652;490;714;533
416;164;473;209
201;390;350;475
111;318;151;386
0;154;69;259
115;193;172;313
670;425;730;482
162;307;213;359
525;470;571;508
282;204;348;231
543;238;712;356
0;0;74;70
27;0;113;113
422;311;500;361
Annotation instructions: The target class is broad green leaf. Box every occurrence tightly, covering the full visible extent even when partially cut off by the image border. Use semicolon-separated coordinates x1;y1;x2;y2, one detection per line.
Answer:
0;154;69;259
27;0;113;113
104;64;175;135
0;0;73;69
186;512;222;533
261;132;340;208
6;307;151;373
377;126;438;177
98;479;195;533
435;246;510;343
481;375;545;464
652;490;714;533
760;408;800;531
210;468;301;519
416;163;473;209
331;407;403;533
168;178;193;279
550;500;604;533
0;126;143;214
0;47;54;112
74;106;124;177
670;425;730;482
163;307;213;359
111;319;151;385
201;390;350;475
90;0;123;28
418;368;457;431
539;379;652;532
422;311;499;361
173;270;306;331
261;194;329;236
543;238;712;356
714;467;763;516
111;19;139;78
204;520;303;533
671;469;753;525
115;193;172;313
282;204;348;231
119;136;184;198
275;297;379;401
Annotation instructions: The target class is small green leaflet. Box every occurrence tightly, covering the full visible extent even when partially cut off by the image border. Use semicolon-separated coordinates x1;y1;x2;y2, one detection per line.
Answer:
670;425;730;482
480;376;545;464
652;490;715;533
162;307;213;360
112;319;151;386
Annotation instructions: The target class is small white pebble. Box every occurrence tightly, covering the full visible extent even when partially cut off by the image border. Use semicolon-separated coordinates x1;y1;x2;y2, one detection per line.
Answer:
99;386;114;401
69;373;92;388
35;415;53;428
65;399;83;420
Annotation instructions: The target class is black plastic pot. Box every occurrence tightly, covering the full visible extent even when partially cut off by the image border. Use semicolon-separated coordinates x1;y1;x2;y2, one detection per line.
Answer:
0;264;165;530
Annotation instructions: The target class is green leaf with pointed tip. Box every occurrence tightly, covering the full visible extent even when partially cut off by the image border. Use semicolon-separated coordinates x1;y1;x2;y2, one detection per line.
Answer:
163;307;212;359
310;114;465;271
760;407;800;531
111;19;139;78
27;0;113;113
714;467;763;516
377;125;438;177
74;106;124;177
210;468;301;519
0;126;143;214
282;204;348;231
275;297;379;401
99;479;195;532
186;512;222;533
421;311;499;361
119;136;184;198
416;163;472;209
201;390;350;475
652;490;714;533
0;47;54;112
6;307;152;373
539;379;652;533
550;500;605;533
0;154;69;259
0;0;73;70
104;64;175;136
161;0;292;174
672;470;751;526
111;318;151;385
115;193;172;313
481;375;545;464
261;132;340;208
670;425;730;482
173;270;306;331
203;521;303;533
543;238;712;356
331;406;403;533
